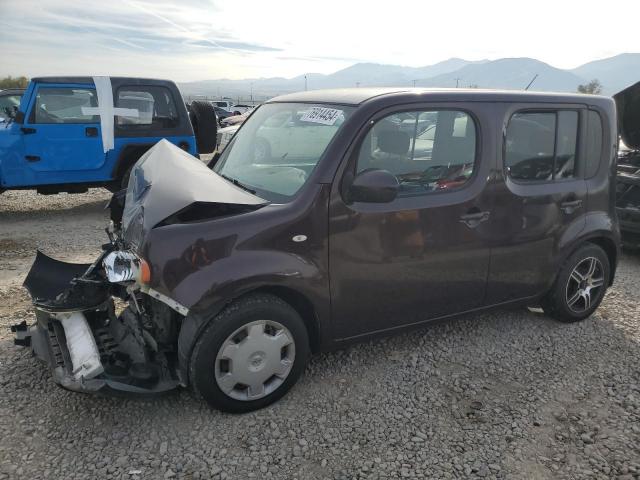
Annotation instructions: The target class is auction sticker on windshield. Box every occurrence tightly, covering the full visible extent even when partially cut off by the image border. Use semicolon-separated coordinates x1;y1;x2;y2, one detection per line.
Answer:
300;107;343;125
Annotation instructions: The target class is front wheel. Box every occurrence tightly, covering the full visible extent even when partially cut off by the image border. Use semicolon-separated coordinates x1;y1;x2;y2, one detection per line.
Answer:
542;244;610;323
190;294;309;413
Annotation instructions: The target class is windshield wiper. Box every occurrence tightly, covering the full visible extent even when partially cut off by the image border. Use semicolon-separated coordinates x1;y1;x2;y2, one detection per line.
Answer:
220;173;256;194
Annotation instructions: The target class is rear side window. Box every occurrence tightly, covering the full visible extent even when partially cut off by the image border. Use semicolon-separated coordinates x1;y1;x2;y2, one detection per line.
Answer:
32;87;99;124
505;110;578;182
355;110;477;196
116;86;178;129
585;110;603;178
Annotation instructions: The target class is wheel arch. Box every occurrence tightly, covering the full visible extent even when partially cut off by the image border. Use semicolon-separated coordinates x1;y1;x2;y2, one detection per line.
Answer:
177;284;324;387
560;231;619;287
583;235;618;285
111;143;155;181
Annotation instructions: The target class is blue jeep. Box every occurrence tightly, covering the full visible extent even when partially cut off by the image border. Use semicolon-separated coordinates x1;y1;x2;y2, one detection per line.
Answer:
0;77;217;194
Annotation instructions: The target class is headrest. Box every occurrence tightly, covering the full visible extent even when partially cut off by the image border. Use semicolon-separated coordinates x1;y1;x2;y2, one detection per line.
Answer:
378;130;410;155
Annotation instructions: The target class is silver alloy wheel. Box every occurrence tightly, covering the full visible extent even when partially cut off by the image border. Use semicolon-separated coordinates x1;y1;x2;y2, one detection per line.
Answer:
565;256;605;313
215;320;295;401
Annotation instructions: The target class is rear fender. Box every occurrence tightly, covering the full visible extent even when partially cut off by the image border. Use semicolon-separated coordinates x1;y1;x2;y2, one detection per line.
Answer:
557;212;620;286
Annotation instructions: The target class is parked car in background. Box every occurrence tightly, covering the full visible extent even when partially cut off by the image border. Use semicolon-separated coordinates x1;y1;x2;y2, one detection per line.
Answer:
220;112;249;128
210;100;255;116
0;77;217;194
14;88;624;414
0;88;24;121
211;100;240;114
230;104;254;115
212;105;233;124
216;124;239;152
614;81;640;248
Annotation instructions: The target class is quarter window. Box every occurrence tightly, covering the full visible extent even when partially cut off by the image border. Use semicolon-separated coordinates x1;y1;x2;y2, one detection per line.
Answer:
505;110;578;182
116;86;178;129
355;110;477;196
33;87;99;124
585;110;603;178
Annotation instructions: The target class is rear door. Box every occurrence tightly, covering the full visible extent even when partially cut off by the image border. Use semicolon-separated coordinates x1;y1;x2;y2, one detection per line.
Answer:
20;84;105;184
486;104;587;303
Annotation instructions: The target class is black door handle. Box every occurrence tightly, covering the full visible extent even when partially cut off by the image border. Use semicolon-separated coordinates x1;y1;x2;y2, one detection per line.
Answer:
459;210;490;228
25;155;41;162
85;127;98;137
560;199;582;215
20;127;36;135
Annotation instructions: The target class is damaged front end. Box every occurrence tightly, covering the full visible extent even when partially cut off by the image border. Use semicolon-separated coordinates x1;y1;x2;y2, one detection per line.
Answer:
13;247;183;394
13;140;267;395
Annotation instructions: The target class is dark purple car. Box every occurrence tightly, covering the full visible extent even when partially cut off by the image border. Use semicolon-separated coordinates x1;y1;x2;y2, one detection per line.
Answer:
14;88;627;412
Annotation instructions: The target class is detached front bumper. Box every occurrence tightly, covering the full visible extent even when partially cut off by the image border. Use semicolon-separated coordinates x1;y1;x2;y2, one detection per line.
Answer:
12;311;108;393
14;251;180;395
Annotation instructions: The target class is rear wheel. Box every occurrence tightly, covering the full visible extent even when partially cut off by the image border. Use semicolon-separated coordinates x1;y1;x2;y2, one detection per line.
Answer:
190;294;309;413
542;244;609;323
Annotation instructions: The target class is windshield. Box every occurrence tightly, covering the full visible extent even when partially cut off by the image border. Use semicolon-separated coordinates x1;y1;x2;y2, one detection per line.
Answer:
213;102;354;202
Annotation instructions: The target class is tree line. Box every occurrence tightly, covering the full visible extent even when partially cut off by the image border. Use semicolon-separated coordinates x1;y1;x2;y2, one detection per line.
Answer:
0;76;29;89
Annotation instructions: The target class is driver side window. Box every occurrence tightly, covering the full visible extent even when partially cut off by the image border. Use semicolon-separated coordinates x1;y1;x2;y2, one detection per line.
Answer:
32;87;99;124
356;110;477;196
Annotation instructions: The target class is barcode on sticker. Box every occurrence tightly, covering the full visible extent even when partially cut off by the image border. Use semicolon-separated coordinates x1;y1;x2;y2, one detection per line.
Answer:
300;107;342;125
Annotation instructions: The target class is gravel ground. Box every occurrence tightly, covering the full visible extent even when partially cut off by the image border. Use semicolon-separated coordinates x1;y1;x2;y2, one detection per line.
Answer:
0;190;639;480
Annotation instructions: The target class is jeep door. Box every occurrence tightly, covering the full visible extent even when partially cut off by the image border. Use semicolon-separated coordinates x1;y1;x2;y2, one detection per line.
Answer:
328;104;496;340
18;84;105;185
485;104;587;303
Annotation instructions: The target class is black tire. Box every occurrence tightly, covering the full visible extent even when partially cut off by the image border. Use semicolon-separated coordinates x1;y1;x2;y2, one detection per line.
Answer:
190;294;310;413
119;164;134;191
189;101;218;155
542;243;610;323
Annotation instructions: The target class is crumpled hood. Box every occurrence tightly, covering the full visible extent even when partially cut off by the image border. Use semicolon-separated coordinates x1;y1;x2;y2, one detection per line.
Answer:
122;139;266;248
614;81;640;150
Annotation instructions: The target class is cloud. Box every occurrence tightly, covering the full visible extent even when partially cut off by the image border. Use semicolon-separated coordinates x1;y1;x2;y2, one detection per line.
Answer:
0;0;636;81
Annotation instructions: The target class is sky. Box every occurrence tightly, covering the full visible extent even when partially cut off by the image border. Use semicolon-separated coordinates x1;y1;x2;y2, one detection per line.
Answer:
1;0;639;82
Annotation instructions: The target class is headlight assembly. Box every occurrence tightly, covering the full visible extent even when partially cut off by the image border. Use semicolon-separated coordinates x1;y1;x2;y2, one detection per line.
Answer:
102;251;150;284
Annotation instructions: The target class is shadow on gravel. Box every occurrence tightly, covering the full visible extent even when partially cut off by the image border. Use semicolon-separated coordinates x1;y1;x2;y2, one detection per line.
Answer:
0;198;108;220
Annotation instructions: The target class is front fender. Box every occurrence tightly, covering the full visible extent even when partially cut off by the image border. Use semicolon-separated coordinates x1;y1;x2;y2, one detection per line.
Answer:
172;252;329;386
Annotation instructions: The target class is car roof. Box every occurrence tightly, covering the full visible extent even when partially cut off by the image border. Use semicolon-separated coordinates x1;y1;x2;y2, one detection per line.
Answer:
30;76;174;86
267;87;614;109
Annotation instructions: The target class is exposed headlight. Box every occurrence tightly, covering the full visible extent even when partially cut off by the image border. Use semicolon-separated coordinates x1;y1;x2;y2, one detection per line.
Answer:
102;251;150;284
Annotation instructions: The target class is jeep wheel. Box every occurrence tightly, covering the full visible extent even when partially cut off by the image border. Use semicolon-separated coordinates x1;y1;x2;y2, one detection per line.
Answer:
542;244;609;323
190;294;309;413
190;100;218;155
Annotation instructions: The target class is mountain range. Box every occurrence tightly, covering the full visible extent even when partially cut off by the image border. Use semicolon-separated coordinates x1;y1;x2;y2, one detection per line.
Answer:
179;53;640;100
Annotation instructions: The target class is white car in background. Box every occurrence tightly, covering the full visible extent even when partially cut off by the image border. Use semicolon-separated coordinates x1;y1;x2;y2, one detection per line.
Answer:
211;101;255;115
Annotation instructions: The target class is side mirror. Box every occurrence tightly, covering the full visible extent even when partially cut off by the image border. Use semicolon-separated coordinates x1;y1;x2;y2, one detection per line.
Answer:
14;110;25;124
349;168;399;203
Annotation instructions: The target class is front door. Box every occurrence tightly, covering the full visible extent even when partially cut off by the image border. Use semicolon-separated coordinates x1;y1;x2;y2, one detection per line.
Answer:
19;84;105;185
329;105;495;340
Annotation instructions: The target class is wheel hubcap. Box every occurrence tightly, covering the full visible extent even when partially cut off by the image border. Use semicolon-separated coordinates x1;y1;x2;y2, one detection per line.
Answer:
565;257;605;313
215;320;295;401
